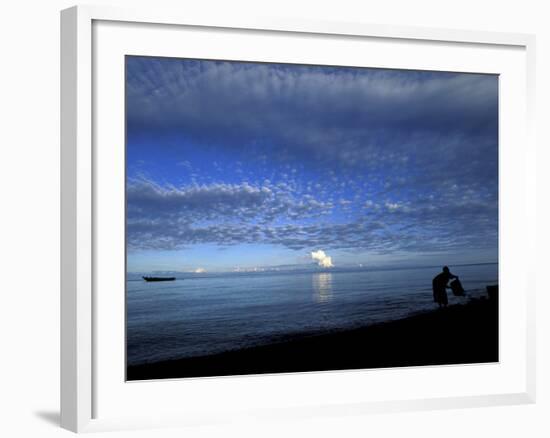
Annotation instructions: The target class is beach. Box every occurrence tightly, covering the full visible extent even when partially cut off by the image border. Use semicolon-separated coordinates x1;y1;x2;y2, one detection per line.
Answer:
127;264;498;367
127;296;498;381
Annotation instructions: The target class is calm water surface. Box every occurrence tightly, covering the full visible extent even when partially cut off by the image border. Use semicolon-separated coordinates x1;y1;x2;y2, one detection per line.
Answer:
126;264;498;366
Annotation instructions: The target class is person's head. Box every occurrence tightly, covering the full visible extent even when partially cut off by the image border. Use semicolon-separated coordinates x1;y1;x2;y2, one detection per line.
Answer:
442;266;450;273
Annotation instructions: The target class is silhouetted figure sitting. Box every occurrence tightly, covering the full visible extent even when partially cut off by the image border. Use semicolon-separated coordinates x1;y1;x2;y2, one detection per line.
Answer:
432;266;458;308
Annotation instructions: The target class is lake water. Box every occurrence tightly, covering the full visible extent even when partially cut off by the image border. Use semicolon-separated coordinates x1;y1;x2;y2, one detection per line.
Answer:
126;263;498;366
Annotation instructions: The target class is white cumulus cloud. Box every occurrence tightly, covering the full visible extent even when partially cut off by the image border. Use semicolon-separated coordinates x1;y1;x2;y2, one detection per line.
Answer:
311;250;334;268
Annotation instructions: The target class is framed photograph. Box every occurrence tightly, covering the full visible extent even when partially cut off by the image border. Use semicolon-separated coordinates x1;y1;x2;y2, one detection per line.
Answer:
61;5;536;433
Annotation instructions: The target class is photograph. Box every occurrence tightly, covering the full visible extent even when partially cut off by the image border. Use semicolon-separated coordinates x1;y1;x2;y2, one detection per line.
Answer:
125;55;499;381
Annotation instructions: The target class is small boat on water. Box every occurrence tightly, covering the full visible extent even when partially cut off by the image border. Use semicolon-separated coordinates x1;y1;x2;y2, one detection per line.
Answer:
142;276;176;282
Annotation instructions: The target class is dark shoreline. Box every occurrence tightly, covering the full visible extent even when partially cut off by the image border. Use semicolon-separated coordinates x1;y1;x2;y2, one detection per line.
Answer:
127;297;498;381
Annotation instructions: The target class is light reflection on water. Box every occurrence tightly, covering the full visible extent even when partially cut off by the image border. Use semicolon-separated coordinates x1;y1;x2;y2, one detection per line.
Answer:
312;272;333;303
127;263;498;365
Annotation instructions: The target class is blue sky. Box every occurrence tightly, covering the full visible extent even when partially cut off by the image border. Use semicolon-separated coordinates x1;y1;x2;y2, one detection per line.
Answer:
126;56;498;273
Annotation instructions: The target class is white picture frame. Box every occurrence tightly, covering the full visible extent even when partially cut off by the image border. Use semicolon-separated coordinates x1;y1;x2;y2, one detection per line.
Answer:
60;4;537;433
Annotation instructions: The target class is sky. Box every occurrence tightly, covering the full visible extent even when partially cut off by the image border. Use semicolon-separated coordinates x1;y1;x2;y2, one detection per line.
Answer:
125;56;499;273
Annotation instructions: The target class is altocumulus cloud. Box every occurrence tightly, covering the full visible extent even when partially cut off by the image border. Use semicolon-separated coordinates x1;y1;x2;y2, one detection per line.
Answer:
127;178;497;254
125;57;499;262
127;177;333;224
127;57;497;179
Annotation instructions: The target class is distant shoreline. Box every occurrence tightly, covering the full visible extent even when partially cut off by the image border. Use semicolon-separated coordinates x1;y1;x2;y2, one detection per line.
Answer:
127;297;498;381
127;262;499;281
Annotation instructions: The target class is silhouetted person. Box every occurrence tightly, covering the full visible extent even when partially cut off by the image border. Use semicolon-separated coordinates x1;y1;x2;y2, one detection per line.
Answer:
432;266;458;308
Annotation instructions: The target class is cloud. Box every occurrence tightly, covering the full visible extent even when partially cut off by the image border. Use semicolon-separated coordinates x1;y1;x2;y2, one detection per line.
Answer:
194;267;206;273
126;202;497;254
127;178;333;225
125;57;498;261
125;175;497;255
126;58;497;176
126;58;498;222
311;250;334;268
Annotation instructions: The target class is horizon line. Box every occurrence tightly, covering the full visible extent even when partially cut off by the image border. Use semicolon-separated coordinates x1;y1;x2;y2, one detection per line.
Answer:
127;261;499;275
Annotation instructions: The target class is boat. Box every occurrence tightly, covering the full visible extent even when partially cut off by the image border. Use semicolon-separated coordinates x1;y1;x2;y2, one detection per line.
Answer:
142;276;176;282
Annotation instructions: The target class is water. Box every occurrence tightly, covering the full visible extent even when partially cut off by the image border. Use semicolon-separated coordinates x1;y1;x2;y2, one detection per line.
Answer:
126;263;498;366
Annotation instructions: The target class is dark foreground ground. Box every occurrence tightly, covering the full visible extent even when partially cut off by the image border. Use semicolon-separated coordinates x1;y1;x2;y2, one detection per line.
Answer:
127;297;498;381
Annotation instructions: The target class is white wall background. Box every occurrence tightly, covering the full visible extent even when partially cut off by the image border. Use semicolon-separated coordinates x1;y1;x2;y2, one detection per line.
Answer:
0;0;547;436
